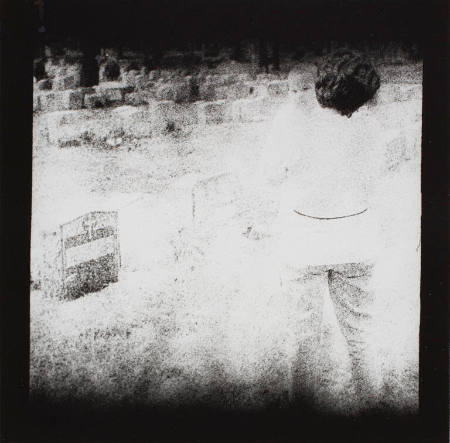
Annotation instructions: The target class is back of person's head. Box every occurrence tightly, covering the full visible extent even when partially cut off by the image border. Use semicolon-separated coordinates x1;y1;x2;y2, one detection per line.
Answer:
315;50;380;117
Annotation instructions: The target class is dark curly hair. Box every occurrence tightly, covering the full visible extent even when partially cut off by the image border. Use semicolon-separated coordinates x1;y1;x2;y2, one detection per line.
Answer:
315;50;380;117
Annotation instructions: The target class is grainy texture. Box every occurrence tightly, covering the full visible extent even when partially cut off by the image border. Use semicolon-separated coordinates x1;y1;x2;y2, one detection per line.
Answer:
31;49;422;414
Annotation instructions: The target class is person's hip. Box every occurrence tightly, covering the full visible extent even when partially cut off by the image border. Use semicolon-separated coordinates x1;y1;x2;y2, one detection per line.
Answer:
272;207;379;268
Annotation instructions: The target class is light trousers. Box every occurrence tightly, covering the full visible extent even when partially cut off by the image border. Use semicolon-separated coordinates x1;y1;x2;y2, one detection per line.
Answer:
280;260;377;409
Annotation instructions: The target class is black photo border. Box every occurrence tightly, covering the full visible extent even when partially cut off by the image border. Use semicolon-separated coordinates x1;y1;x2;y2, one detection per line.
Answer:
1;0;448;441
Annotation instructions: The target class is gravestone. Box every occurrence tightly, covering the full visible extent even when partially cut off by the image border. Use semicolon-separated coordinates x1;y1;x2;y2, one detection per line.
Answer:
60;211;120;298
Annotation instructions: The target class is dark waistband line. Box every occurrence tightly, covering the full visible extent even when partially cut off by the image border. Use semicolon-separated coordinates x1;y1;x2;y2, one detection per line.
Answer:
292;207;368;220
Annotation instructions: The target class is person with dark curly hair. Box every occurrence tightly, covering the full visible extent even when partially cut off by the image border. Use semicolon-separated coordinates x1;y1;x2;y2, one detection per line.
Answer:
315;49;380;117
250;50;421;412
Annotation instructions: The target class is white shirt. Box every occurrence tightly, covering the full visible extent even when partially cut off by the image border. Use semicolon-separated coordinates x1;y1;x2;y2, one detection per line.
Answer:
256;93;421;267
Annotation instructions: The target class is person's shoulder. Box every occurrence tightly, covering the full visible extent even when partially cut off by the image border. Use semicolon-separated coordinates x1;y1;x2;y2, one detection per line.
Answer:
348;105;385;139
372;99;421;131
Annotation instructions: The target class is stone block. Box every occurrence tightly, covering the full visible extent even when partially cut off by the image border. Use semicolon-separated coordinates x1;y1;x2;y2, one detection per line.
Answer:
158;70;181;82
54;88;95;120
236;73;253;82
35;78;52;91
119;58;143;72
39;92;62;113
213;72;253;85
216;74;238;85
91;85;134;107
84;93;107;109
52;73;81;91
113;106;154;138
103;88;124;105
232;97;281;123
267;80;289;97
256;73;281;83
39;88;94;112
155;81;192;103
155;83;175;101
43;109;94;145
152;100;199;134
53;110;81;126
124;92;151;106
198;75;256;101
122;70;151;89
135;75;154;90
64;89;84;110
54;112;124;148
96;81;124;89
198;81;218;101
215;82;253;100
152;100;175;119
59;211;120;297
197;100;232;125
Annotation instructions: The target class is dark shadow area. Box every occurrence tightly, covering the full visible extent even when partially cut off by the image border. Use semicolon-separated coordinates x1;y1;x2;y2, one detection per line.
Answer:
103;58;120;81
26;392;423;442
32;0;426;61
33;58;47;80
419;1;449;442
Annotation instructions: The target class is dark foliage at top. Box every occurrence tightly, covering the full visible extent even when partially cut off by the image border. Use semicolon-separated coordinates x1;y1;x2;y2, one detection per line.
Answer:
34;0;424;55
315;50;380;117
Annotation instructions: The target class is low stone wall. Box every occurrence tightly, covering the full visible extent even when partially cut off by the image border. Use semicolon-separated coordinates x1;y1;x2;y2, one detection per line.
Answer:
34;73;293;112
34;69;422;114
34;43;422;117
35;80;422;153
37;94;290;150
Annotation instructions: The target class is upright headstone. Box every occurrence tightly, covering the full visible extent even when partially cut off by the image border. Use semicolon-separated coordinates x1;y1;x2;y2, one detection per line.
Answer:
60;211;120;297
